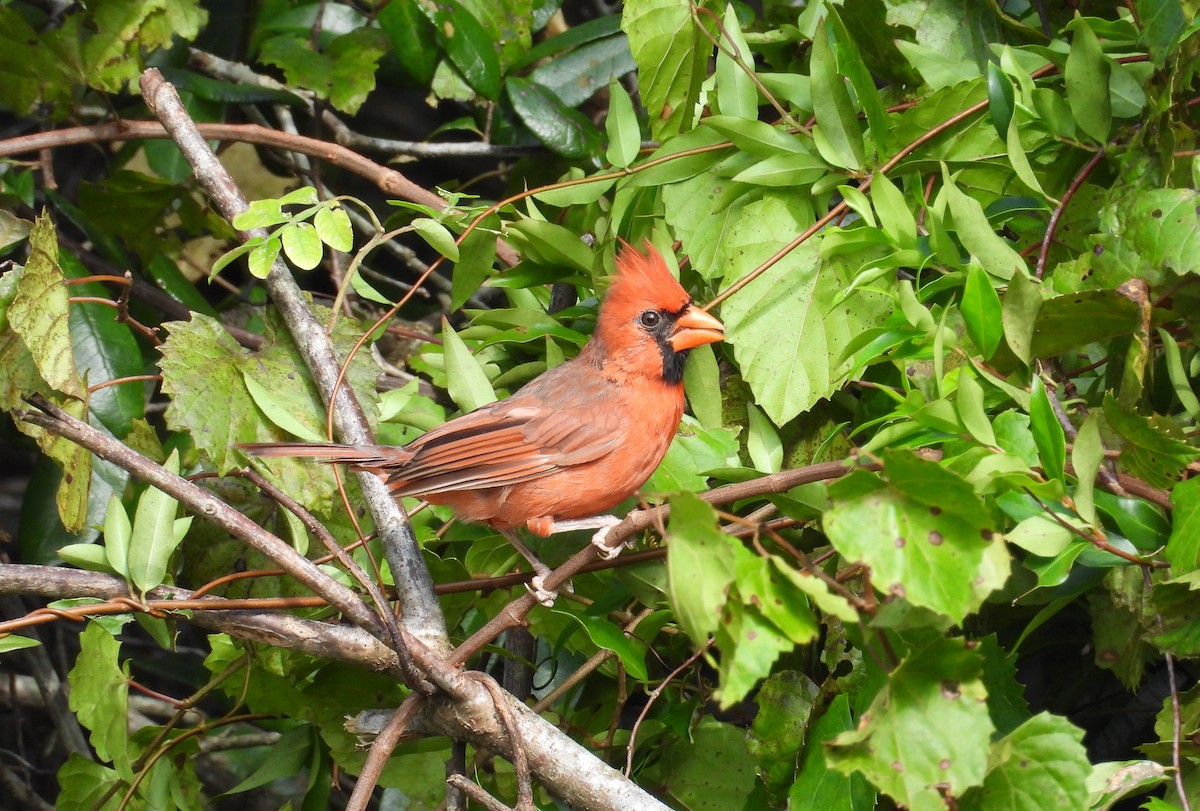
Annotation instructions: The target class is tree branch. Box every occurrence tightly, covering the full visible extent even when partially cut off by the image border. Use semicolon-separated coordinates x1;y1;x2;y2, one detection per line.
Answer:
138;69;448;649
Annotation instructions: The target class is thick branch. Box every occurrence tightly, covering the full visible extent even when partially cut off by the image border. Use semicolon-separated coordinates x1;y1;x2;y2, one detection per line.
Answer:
138;69;447;649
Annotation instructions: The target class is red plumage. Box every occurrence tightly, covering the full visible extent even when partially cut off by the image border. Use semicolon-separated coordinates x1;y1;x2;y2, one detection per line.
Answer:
241;241;723;598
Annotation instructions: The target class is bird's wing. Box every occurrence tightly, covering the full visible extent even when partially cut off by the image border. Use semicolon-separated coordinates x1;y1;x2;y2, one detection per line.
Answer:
387;396;623;497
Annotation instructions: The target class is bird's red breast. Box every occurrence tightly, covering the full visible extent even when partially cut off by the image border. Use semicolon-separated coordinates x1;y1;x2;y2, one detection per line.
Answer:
241;241;725;535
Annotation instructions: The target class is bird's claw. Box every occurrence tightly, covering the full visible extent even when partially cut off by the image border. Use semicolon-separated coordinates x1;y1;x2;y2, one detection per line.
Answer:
527;573;565;607
591;525;623;561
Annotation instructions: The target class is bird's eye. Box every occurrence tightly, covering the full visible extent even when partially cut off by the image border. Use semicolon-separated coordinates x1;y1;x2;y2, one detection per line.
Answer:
638;310;662;329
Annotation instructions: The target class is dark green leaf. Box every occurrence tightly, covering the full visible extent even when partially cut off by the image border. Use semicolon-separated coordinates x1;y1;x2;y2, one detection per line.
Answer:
1029;376;1066;485
506;77;603;159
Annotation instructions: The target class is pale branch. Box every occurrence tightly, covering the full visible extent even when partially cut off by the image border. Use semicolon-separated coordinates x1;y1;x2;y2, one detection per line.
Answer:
0;120;520;268
0;562;675;811
138;69;448;649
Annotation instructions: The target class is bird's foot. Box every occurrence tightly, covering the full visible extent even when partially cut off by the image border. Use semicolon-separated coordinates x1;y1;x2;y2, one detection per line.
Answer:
527;564;570;607
591;525;624;561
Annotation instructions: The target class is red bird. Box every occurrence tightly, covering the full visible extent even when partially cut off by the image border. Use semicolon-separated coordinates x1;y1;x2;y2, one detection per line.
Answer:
241;242;724;602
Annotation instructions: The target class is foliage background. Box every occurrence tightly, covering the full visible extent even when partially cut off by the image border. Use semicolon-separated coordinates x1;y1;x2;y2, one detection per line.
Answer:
0;0;1199;809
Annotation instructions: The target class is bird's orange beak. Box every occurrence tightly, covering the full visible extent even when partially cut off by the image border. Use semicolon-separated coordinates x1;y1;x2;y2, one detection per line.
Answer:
670;305;725;351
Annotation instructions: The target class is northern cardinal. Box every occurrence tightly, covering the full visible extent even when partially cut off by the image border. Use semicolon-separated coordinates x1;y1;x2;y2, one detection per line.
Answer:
241;241;724;602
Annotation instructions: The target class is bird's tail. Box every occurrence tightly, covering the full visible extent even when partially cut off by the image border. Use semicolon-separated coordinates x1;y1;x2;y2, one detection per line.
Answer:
238;442;405;469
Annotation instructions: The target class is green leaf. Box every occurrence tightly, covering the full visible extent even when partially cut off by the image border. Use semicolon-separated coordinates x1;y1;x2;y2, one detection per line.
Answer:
1159;327;1200;419
987;61;1014;138
682;343;722;429
234;198;287;230
58;543;118;574
956;372;997;446
702;115;807;158
224;725;314;795
829;639;992;809
667;493;746;644
1072;415;1102;525
1029;376;1066;485
411;217;460;262
314;203;353;252
10;214;83;398
959;714;1090;811
127;449;187;593
247;235;282;279
941;172;1028;280
732;151;829;187
605;79;641;169
810;17;864;170
714;599;795;707
552;604;649;681
57;754;121;811
441;318;497;413
242;372;325;442
823;452;1007;621
506;76;603;159
826;6;888;153
1030;289;1141;359
505;218;594;273
747;672;819;798
451;224;497;310
720;195;890;425
1103;393;1198;488
1165;477;1200;572
714;3;756;120
790;694;876;810
961;264;1002;359
60;253;144;438
1138;0;1187;65
103;494;131;578
280;221;323;270
658;718;759;810
0;635;42;653
68;621;133;779
527;32;635;108
622;0;714;139
870;172;916;250
1005;514;1075;557
746;402;782;473
1064;18;1112;143
1001;272;1042;365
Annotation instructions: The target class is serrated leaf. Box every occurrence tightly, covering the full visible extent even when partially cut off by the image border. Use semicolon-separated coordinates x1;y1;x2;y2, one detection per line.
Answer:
10;214;82;398
622;0;714;139
234;198;286;230
790;694;876;810
827;639;992;810
824;451;1007;621
720;194;890;425
959;714;1089;811
68;622;133;779
667;493;747;644
715;600;794;707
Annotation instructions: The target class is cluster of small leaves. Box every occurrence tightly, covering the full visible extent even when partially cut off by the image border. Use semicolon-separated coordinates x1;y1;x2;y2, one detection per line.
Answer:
1;0;1200;809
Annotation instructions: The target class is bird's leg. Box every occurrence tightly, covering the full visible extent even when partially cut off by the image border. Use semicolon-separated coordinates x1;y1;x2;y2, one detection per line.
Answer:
500;529;559;606
539;515;625;560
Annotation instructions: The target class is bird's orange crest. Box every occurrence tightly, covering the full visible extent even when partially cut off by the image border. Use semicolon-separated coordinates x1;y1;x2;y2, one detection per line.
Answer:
603;241;691;320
